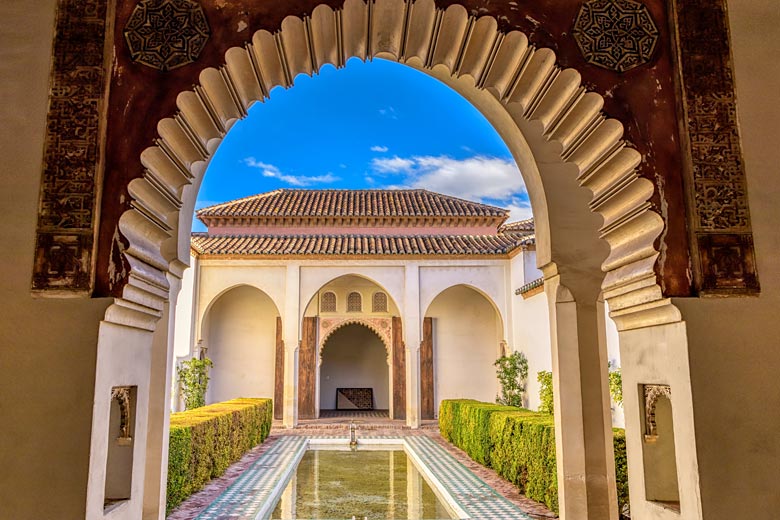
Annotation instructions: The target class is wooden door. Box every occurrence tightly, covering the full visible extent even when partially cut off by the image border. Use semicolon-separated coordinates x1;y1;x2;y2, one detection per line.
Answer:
298;316;317;419
274;317;284;420
392;316;406;420
420;317;434;419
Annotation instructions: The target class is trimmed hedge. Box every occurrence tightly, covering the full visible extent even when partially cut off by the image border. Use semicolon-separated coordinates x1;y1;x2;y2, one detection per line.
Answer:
167;398;273;513
440;399;629;516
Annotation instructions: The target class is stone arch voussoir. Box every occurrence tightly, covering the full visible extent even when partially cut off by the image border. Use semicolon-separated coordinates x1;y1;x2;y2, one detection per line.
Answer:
109;0;679;333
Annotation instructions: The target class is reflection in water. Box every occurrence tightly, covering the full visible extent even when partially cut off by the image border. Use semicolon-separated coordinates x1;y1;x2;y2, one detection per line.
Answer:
271;448;452;519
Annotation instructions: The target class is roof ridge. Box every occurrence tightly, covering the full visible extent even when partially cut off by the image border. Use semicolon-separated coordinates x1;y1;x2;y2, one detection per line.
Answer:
195;189;285;215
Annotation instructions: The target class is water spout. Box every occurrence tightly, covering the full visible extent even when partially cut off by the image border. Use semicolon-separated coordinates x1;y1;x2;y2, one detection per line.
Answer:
349;421;357;447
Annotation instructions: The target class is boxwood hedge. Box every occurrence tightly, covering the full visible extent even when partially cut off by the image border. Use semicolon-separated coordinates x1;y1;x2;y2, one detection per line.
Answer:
439;399;629;516
167;398;272;513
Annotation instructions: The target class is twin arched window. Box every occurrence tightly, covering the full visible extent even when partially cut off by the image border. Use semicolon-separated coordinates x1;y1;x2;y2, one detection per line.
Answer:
321;291;337;312
322;290;387;313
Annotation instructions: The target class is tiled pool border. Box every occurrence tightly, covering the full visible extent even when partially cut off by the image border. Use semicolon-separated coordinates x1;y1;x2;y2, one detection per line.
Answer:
195;435;531;520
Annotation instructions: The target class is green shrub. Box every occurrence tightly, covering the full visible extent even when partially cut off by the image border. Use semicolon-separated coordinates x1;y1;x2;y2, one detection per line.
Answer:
608;363;623;406
494;351;529;407
439;399;629;516
537;371;554;414
166;398;273;513
176;357;213;410
613;428;630;517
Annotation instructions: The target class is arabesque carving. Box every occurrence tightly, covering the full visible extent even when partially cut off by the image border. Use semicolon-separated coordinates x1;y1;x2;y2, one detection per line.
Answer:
319;316;393;359
643;384;671;442
674;0;759;294
33;0;109;293
573;0;659;73
32;0;677;332
124;0;210;71
111;386;133;445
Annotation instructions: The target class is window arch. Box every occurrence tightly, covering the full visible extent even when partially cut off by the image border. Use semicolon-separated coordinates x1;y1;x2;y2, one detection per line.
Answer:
372;292;388;313
321;291;337;313
347;292;362;312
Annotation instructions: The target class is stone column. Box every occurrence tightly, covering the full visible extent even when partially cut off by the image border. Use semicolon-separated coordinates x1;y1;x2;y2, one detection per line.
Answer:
282;263;301;428
403;264;421;428
545;273;618;520
142;263;184;519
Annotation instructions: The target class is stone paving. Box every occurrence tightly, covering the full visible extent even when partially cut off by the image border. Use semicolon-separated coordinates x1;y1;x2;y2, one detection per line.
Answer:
167;418;558;520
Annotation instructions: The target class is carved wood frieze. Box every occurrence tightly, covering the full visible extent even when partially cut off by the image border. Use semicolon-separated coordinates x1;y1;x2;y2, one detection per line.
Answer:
573;0;660;73
32;0;109;293
674;0;759;295
643;384;671;442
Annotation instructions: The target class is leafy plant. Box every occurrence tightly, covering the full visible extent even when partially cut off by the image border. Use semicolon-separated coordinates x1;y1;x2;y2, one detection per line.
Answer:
537;370;554;415
176;356;213;410
494;351;529;408
608;362;623;406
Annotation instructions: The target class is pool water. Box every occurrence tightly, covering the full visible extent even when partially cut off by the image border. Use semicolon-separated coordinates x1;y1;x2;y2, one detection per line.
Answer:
270;448;453;519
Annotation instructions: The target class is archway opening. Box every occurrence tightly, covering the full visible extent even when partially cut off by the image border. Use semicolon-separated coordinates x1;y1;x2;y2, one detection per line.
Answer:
319;323;390;415
100;3;667;518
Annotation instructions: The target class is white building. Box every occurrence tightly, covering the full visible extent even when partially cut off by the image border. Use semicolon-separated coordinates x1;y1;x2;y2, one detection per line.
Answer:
174;188;622;424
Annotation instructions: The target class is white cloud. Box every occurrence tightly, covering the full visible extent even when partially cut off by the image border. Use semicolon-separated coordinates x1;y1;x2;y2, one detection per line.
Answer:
370;145;389;153
504;198;534;221
372;154;527;203
244;158;339;186
371;156;416;173
378;106;398;119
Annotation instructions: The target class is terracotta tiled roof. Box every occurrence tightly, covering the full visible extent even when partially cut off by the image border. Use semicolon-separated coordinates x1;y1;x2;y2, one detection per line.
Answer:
196;189;509;220
191;233;526;257
499;218;535;234
499;218;536;245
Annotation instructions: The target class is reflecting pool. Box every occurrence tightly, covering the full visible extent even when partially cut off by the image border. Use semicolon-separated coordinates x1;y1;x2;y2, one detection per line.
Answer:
270;447;453;519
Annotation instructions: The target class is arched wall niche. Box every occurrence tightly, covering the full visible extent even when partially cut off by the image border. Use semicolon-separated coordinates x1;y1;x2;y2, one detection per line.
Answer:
197;281;284;344
422;282;506;340
104;0;680;336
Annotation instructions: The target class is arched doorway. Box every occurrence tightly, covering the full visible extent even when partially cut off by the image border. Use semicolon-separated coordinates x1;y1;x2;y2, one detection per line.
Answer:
300;274;404;420
319;323;390;416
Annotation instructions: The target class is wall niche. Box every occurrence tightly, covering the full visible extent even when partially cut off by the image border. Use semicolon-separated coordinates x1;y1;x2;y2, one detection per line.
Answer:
104;386;137;511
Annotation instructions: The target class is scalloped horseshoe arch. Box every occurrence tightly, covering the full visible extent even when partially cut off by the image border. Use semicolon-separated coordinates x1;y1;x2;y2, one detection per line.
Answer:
110;0;680;333
318;318;393;364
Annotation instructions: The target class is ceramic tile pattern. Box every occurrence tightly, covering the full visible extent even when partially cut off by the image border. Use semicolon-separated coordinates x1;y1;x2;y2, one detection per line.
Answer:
189;434;533;519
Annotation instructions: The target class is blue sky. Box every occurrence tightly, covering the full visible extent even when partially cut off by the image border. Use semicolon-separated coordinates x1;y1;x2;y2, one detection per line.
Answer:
195;57;530;231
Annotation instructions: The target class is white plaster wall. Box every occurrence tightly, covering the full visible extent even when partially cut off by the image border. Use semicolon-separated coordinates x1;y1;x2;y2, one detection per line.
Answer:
663;3;780;517
203;286;279;404
425;285;501;414
523;248;543;284
196;263;287;340
0;2;114;517
512;292;552;411
419;265;508;339
604;300;624;428
509;251;552;411
173;256;197;359
319;324;390;410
